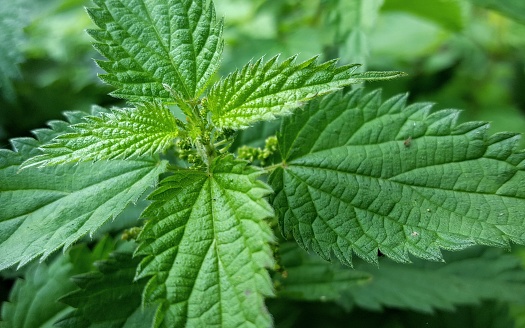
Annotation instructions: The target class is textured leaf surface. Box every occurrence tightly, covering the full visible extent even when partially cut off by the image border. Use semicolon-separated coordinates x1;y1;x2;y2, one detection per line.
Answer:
0;128;167;270
208;55;405;129
22;104;178;168
350;247;525;313
56;252;156;328
274;242;370;304
136;156;275;327
87;0;223;101
1;240;115;328
270;89;525;266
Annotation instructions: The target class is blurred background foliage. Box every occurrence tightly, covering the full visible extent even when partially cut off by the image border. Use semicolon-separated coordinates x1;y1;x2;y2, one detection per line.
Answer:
1;0;525;326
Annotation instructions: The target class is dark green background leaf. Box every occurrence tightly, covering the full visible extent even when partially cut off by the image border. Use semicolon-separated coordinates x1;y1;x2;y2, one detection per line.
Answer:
1;239;115;328
56;252;156;328
274;242;370;305
350;247;525;313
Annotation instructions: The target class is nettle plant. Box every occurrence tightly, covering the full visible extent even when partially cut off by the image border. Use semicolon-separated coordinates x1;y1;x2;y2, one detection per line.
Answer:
2;0;525;327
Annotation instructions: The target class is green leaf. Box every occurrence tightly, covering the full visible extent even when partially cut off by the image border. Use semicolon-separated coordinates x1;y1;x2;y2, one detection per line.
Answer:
469;0;525;24
208;54;405;130
324;0;383;67
326;0;383;36
136;156;275;327
405;302;516;328
1;258;74;328
1;240;115;328
0;128;168;270
269;89;525;266
0;0;28;101
510;303;525;328
274;242;370;305
350;247;525;313
382;0;466;31
87;0;223;101
21;104;178;169
56;252;156;328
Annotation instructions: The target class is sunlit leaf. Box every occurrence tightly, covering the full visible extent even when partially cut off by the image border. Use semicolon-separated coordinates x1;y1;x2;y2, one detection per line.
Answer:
270;89;525;265
0;121;167;270
87;0;223;101
208;54;404;129
136;156;275;327
22;104;178;168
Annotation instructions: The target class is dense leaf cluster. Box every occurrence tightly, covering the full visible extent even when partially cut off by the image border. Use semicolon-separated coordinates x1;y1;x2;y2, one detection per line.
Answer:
1;0;525;327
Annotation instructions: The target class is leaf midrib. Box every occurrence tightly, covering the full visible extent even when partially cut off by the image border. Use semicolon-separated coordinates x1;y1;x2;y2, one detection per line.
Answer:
210;174;261;326
287;157;520;199
108;0;191;98
284;165;509;243
216;64;348;117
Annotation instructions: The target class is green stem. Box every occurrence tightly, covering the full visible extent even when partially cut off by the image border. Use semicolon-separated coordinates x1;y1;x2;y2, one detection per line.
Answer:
263;162;284;173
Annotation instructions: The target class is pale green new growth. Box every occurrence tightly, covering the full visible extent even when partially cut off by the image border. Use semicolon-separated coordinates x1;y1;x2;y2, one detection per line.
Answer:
270;88;525;266
88;0;223;101
21;103;178;169
208;54;405;129
136;156;275;327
